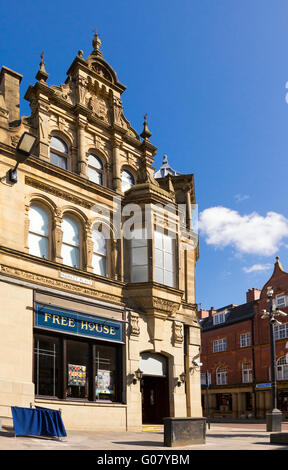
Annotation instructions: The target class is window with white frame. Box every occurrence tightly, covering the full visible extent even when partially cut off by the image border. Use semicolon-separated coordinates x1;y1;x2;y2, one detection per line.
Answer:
277;356;288;380
61;216;80;268
28;204;50;259
213;338;227;353
88;154;104;185
216;366;227;385
154;231;176;288
242;361;253;383
201;372;211;386
50;136;69;170
275;294;287;308
92;227;107;277
240;332;251;348
274;323;288;340
213;310;227;326
130;229;148;283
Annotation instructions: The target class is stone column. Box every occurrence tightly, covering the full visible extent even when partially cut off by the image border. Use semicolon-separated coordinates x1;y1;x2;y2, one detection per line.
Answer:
77;118;88;177
54;210;63;263
112;137;122;193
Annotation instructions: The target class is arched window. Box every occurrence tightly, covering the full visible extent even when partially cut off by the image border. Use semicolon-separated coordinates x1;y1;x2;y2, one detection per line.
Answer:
216;365;227;385
61;216;80;268
121;169;135;192
28;204;50;259
88;154;104;185
277;356;288;380
92;227;107;276
50;136;69;170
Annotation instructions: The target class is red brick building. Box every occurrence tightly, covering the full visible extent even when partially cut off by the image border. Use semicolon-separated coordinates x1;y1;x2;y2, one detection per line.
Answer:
199;257;288;419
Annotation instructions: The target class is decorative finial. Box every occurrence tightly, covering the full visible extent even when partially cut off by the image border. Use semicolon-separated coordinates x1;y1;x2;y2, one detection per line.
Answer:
276;256;279;262
92;29;102;57
140;113;152;141
78;49;84;59
35;52;49;83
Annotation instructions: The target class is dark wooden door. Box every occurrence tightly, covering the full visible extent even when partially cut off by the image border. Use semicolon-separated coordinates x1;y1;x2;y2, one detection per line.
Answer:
142;375;170;424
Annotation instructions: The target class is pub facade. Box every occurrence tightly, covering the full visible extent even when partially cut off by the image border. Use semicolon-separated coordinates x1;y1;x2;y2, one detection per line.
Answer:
0;34;201;431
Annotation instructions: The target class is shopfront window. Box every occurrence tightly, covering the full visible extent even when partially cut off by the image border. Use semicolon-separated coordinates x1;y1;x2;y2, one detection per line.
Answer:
66;340;89;399
34;331;122;403
95;344;118;401
34;334;60;397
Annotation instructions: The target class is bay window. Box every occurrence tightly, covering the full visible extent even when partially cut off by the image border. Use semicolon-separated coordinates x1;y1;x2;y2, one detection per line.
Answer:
130;229;148;282
154;231;176;288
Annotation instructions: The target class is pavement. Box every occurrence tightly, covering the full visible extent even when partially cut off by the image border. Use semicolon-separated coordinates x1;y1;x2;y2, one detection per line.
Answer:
1;422;288;452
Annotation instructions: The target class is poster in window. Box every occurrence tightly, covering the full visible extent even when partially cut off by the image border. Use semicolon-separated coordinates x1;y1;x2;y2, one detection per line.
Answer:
96;369;114;396
68;364;86;386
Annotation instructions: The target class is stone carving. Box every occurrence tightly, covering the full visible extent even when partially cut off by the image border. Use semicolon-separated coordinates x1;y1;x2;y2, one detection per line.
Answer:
91;63;112;82
129;312;140;337
10;135;20;148
173;321;184;344
51;79;75;105
151;297;180;316
76;76;88;105
113;97;123;125
86;94;109;123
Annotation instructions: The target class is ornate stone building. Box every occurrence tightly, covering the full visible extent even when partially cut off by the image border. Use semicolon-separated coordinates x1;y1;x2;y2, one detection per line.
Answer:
0;34;201;430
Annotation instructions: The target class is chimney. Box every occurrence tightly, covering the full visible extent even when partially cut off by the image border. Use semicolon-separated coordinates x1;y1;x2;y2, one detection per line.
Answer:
198;308;209;320
209;307;216;320
0;66;23;122
246;288;261;303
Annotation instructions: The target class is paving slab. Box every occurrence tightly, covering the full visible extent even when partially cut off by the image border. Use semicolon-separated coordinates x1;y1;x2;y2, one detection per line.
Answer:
0;423;288;451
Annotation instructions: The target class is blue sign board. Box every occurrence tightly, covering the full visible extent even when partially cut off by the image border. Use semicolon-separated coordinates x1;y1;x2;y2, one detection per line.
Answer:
255;383;272;389
34;303;124;343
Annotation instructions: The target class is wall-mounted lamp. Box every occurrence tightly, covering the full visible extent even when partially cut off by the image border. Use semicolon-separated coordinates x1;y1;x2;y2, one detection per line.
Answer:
179;372;186;383
8;132;37;184
132;368;143;385
176;372;186;387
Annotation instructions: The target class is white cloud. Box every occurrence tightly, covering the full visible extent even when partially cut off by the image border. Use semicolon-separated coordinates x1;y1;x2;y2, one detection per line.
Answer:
243;263;272;274
199;206;288;256
235;194;250;203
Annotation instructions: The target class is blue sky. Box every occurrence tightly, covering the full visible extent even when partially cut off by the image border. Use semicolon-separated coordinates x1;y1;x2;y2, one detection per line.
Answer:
1;0;288;309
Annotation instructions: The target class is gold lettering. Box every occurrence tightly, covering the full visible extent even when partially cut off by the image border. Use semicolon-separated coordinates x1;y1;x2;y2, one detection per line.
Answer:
68;318;75;328
110;326;116;335
52;315;60;325
61;316;68;326
103;325;109;334
81;321;88;330
95;324;103;333
44;313;51;322
89;323;95;331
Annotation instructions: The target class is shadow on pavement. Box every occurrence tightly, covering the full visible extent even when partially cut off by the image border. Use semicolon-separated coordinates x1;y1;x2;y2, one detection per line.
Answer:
112;441;164;447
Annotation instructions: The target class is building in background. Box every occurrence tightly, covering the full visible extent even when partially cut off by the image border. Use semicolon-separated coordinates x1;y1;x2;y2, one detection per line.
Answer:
0;34;201;431
199;257;288;420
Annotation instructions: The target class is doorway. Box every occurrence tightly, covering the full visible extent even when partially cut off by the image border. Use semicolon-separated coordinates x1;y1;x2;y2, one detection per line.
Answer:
141;375;170;424
140;352;170;424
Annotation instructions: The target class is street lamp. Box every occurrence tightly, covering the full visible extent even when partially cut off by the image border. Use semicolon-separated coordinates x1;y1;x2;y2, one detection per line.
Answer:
8;132;37;183
261;286;287;432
